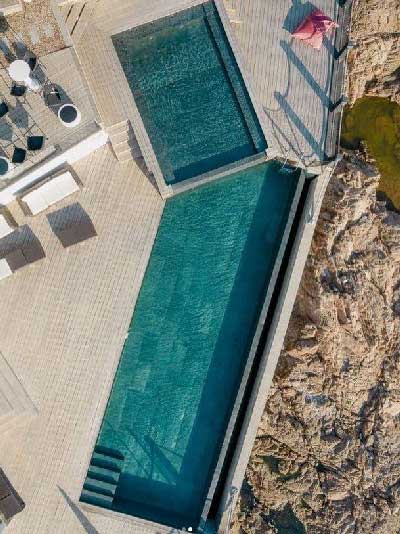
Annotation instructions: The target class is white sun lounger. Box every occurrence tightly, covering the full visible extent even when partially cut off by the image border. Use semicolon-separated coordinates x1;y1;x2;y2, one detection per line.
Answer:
0;258;12;280
0;211;16;239
20;171;80;216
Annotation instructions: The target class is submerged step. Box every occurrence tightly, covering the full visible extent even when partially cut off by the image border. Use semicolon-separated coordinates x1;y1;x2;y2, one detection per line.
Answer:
80;489;114;509
91;452;123;472
87;465;120;484
83;477;117;497
94;445;124;460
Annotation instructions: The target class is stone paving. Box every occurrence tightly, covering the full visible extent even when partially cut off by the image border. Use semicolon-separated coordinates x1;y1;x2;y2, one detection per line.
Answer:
0;146;165;534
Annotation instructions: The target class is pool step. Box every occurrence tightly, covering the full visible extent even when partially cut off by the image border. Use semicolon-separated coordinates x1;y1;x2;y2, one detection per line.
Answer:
94;445;124;460
108;120;142;163
87;465;120;484
80;489;114;509
81;445;124;508
83;477;117;497
91;451;123;472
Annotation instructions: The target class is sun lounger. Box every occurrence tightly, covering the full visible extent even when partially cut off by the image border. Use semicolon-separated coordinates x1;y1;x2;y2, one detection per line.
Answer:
0;210;17;239
0;240;45;281
57;218;97;248
0;468;25;523
0;258;12;280
20;170;80;216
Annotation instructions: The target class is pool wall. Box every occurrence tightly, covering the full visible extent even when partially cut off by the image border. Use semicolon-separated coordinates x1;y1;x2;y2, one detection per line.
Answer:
216;160;339;532
197;168;306;525
111;0;269;198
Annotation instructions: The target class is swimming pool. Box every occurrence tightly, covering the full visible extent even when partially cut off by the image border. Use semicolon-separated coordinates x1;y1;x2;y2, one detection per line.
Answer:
80;161;302;530
112;2;267;186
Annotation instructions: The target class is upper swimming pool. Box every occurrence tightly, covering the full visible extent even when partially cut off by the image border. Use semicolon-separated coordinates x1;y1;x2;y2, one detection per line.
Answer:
80;161;302;530
112;2;267;186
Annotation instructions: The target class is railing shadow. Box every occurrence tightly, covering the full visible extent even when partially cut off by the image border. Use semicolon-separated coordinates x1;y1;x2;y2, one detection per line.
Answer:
58;486;100;534
280;40;331;107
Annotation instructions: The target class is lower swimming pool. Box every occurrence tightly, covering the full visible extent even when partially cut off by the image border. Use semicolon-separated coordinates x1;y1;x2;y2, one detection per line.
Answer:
80;161;302;530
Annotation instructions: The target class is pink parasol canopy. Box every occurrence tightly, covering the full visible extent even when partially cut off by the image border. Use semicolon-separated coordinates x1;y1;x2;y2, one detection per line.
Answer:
292;8;338;50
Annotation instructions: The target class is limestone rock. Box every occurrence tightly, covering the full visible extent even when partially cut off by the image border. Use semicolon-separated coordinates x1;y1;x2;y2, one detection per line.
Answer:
348;0;400;103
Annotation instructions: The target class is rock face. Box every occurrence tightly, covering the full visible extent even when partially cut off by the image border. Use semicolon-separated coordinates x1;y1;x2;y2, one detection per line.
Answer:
234;2;400;533
348;0;400;103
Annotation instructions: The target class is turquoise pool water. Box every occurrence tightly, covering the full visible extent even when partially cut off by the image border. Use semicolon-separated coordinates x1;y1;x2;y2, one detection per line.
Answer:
81;162;301;530
112;2;267;185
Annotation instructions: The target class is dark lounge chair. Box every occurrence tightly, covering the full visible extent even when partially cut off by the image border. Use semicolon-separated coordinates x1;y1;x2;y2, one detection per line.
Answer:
27;56;37;71
10;84;26;97
44;84;62;107
0;101;8;118
11;146;26;164
27;135;44;151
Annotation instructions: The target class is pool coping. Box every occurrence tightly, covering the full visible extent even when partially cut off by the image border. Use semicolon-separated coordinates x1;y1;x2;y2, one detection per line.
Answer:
108;0;269;198
171;152;268;195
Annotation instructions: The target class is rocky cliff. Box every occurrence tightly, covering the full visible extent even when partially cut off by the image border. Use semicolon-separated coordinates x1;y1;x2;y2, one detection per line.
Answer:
348;0;400;103
234;2;400;533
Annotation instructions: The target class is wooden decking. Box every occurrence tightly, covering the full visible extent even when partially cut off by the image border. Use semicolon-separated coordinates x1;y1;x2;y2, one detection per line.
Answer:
225;0;338;165
0;146;165;534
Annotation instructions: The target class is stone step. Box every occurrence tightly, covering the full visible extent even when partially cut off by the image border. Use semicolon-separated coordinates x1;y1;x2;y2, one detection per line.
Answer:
109;130;130;146
113;138;140;156
117;151;136;163
83;476;117;497
107;120;129;136
80;489;114;509
91;452;123;472
108;119;141;162
87;465;120;484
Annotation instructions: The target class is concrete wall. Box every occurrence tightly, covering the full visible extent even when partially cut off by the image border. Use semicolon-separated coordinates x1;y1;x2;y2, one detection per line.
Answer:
0;128;108;206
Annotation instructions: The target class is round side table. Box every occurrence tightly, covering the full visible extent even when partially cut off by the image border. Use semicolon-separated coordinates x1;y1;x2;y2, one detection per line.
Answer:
58;104;82;128
8;60;30;82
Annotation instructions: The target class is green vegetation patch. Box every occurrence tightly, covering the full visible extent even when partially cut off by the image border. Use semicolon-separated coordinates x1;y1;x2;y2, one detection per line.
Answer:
341;96;400;210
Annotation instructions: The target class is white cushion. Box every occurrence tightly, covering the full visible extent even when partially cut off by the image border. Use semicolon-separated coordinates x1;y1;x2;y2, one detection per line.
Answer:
0;214;14;239
53;172;79;197
22;190;48;215
40;180;65;205
21;171;79;215
0;258;12;280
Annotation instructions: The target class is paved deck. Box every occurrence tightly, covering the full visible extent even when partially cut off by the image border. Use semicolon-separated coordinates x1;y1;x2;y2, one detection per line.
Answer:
0;46;99;191
0;146;165;534
225;0;337;165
